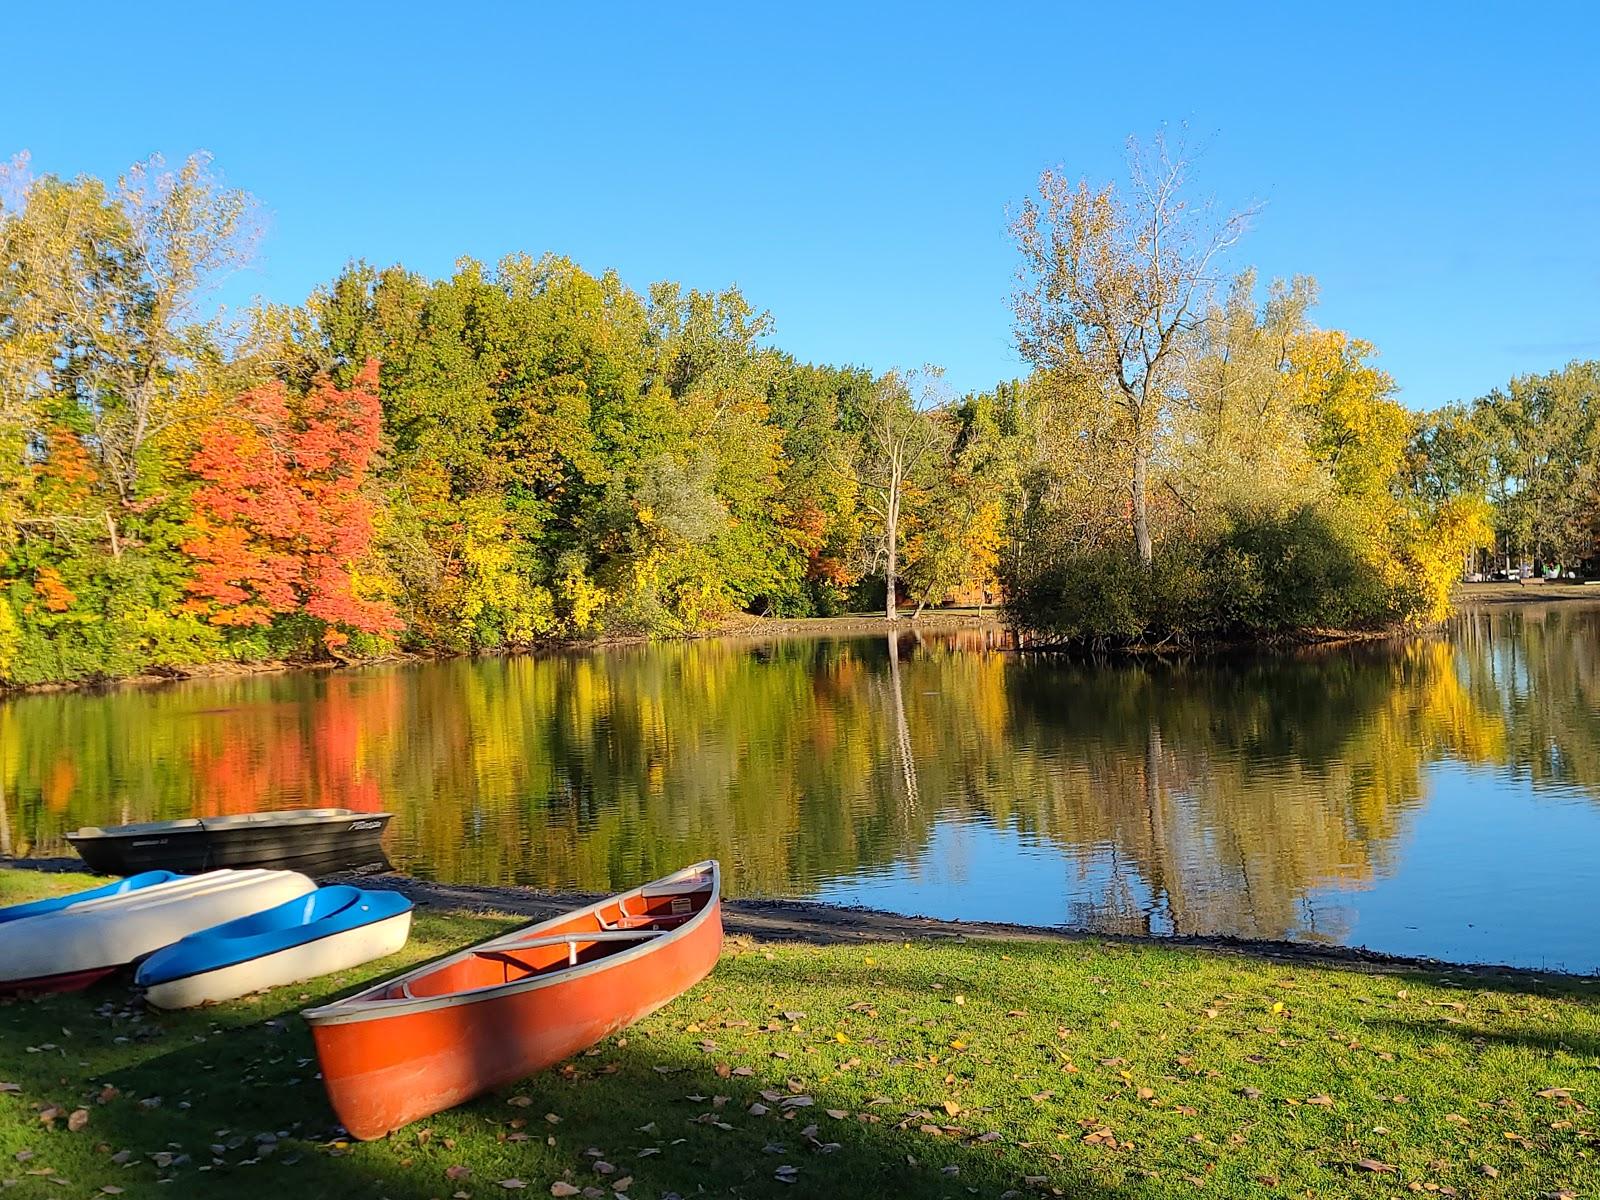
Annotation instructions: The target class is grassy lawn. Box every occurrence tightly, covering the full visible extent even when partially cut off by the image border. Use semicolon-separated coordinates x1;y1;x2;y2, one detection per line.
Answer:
1;871;1598;1199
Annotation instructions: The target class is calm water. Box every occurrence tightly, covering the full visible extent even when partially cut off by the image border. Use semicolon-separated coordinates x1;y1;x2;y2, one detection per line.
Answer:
4;604;1600;972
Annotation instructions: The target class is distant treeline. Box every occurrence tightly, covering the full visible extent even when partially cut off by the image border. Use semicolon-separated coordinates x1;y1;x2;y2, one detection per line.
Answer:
0;145;1588;684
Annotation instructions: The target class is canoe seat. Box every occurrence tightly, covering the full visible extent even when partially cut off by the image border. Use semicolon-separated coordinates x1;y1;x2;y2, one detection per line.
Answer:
398;929;668;999
598;894;700;932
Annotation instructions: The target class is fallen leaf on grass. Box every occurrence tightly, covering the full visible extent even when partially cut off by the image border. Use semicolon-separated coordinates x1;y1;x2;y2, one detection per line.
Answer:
1307;1095;1334;1107
498;1181;526;1190
550;1185;580;1198
446;1166;472;1181
942;1100;961;1116
1354;1159;1394;1173
610;1177;631;1193
0;1084;19;1095
1536;1087;1575;1099
66;1110;89;1132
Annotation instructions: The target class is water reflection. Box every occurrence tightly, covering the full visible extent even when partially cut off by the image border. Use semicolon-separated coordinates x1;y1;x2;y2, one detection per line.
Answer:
5;606;1600;969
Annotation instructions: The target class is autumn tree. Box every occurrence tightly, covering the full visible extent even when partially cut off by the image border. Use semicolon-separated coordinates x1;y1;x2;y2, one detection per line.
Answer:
904;389;1018;615
1010;134;1255;564
1473;362;1600;571
183;360;399;652
767;360;873;613
0;152;258;553
846;369;951;621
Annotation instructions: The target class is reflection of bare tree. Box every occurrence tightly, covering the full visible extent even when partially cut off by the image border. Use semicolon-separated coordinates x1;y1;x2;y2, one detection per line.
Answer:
0;769;11;858
886;632;919;811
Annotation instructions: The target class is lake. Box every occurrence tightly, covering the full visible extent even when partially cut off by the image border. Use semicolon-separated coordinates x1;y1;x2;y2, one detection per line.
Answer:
4;602;1599;972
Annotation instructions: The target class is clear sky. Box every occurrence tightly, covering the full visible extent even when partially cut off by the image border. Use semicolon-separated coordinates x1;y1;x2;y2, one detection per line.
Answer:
4;1;1596;407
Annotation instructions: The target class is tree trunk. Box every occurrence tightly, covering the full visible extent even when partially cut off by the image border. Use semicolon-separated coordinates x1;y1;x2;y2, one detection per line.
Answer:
1131;448;1153;566
885;481;900;621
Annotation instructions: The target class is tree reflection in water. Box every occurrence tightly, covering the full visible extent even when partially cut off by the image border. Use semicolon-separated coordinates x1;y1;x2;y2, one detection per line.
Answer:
6;604;1600;961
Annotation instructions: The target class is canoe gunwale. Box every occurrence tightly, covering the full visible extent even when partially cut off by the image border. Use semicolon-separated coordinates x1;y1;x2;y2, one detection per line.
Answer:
302;860;720;1027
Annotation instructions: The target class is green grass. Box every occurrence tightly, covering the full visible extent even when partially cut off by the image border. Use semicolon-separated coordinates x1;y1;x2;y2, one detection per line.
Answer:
2;870;1599;1198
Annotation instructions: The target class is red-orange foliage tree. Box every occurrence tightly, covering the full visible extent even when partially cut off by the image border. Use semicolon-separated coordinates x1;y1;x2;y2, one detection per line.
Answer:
183;360;399;650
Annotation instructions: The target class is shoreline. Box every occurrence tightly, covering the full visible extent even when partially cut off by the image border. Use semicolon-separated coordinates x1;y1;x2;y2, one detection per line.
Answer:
3;583;1595;698
0;608;1008;699
5;857;1587;983
339;873;1600;984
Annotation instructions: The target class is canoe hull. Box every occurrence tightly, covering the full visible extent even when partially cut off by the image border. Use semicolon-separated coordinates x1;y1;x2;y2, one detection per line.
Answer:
69;810;392;876
144;909;414;1009
308;876;722;1140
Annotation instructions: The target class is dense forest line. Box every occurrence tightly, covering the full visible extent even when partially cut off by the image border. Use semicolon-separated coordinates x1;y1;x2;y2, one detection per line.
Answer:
0;146;1593;685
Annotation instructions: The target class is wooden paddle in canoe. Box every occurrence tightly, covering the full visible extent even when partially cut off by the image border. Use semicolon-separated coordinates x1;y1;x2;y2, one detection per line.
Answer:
303;860;722;1140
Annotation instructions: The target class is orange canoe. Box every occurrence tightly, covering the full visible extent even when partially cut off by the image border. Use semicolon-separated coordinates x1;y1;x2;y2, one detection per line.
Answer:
303;861;722;1140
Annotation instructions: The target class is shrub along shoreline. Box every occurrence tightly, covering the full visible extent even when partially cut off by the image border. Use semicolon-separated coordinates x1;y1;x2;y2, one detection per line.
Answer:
1;868;1596;1199
5;584;1589;699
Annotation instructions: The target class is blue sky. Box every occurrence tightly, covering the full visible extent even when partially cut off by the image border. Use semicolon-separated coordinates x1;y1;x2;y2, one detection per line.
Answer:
4;2;1596;406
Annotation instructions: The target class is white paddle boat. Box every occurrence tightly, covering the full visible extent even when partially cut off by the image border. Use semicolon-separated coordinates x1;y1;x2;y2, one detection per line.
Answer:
0;870;182;924
0;869;315;994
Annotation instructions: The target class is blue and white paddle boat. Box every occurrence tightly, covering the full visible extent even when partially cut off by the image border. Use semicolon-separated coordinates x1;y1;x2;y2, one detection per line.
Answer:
136;885;414;1008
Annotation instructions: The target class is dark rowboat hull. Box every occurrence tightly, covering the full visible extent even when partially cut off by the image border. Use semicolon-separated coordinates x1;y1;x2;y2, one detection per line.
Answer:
68;809;393;876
